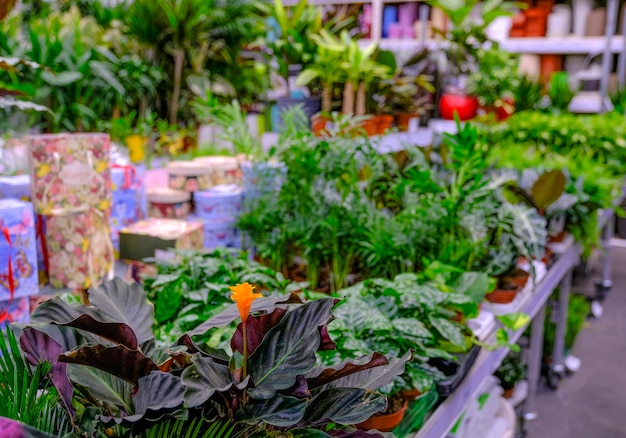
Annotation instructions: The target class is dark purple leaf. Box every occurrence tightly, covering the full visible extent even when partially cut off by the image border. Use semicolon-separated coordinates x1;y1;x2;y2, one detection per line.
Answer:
181;355;248;408
176;334;229;365
304;388;386;425
102;372;185;424
189;293;304;335
231;308;287;356
306;353;389;390
59;344;157;385
234;394;306;427
0;416;56;438
247;298;337;400
52;314;138;350
317;325;336;351
282;375;309;398
19;328;75;417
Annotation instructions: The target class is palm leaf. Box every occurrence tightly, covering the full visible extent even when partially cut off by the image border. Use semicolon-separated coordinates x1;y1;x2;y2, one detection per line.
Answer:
142;417;245;438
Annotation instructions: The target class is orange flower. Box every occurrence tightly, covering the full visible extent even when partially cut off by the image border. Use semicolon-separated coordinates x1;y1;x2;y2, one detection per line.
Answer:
230;283;263;323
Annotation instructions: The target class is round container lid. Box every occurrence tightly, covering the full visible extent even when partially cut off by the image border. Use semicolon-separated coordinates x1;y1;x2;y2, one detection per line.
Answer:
147;187;191;203
193;155;239;171
167;160;213;176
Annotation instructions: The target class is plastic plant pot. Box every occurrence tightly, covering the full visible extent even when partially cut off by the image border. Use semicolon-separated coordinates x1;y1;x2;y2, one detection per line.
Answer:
356;396;408;432
439;94;478;121
377;114;394;134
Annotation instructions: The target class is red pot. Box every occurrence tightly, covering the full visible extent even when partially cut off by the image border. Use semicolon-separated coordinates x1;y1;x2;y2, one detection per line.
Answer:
439;94;478;121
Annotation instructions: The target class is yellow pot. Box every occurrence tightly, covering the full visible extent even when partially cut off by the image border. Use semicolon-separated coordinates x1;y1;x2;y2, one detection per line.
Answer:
125;135;148;163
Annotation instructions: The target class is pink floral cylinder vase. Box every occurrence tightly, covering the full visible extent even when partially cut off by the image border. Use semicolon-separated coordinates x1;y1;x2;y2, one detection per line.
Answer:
27;133;112;215
44;209;114;290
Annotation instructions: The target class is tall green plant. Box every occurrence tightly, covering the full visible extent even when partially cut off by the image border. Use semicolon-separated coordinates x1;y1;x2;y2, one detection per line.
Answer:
0;327;71;435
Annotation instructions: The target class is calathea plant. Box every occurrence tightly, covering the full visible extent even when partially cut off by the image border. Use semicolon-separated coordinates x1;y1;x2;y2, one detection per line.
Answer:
19;278;406;437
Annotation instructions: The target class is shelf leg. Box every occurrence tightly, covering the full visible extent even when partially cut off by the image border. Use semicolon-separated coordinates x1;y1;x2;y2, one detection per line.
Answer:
522;303;547;429
551;269;573;377
600;0;619;112
596;209;615;300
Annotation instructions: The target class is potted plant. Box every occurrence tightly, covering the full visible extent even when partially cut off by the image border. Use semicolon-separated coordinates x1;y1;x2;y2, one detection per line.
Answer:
494;356;526;398
373;49;435;132
467;48;520;121
340;33;392;135
20;278;406;437
427;0;524;120
296;29;348;135
255;0;344;125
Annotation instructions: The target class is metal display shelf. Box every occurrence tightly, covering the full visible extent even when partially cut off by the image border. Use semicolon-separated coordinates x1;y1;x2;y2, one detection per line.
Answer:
415;244;581;438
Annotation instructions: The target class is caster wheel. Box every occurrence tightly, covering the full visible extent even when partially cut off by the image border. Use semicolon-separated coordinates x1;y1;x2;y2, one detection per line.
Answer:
595;281;612;301
546;370;560;390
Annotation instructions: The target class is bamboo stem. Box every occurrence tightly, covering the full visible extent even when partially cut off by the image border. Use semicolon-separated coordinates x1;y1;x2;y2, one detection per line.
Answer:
342;81;355;114
355;82;366;116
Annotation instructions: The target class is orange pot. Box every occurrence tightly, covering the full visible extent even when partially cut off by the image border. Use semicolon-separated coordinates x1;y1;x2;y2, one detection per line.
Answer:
357;399;408;432
377;114;394;135
360;117;380;137
540;54;564;84
311;114;332;137
396;113;420;131
526;8;549;37
486;286;519;304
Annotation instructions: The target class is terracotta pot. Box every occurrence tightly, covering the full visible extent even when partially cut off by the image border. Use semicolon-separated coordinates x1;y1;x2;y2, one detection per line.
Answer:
526;8;549;37
439;94;478;121
503;387;515;399
537;0;554;12
540;54;564;84
500;270;530;288
376;114;394;135
548;230;568;243
311;114;332;137
396;113;420;131
399;388;422;401
486;285;519;304
510;13;527;37
357;398;408;432
360;117;380;137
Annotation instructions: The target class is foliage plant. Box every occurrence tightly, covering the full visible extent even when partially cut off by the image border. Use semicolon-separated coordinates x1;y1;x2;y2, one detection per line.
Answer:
19;278;405;437
426;0;524;75
142;248;303;346
0;7;134;132
0;327;72;435
494;355;525;391
547;72;576;114
467;47;519;109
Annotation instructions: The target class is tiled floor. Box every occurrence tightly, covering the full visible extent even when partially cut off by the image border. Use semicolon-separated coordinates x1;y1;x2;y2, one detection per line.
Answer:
528;246;626;438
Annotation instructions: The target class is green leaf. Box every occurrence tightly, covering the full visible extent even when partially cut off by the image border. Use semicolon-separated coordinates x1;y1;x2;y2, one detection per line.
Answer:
454;272;491;304
531;169;566;211
497;312;530;331
428;316;467;348
392;318;432;340
41;71;83;86
247;298;336;399
304;388;386;425
155;280;183;324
